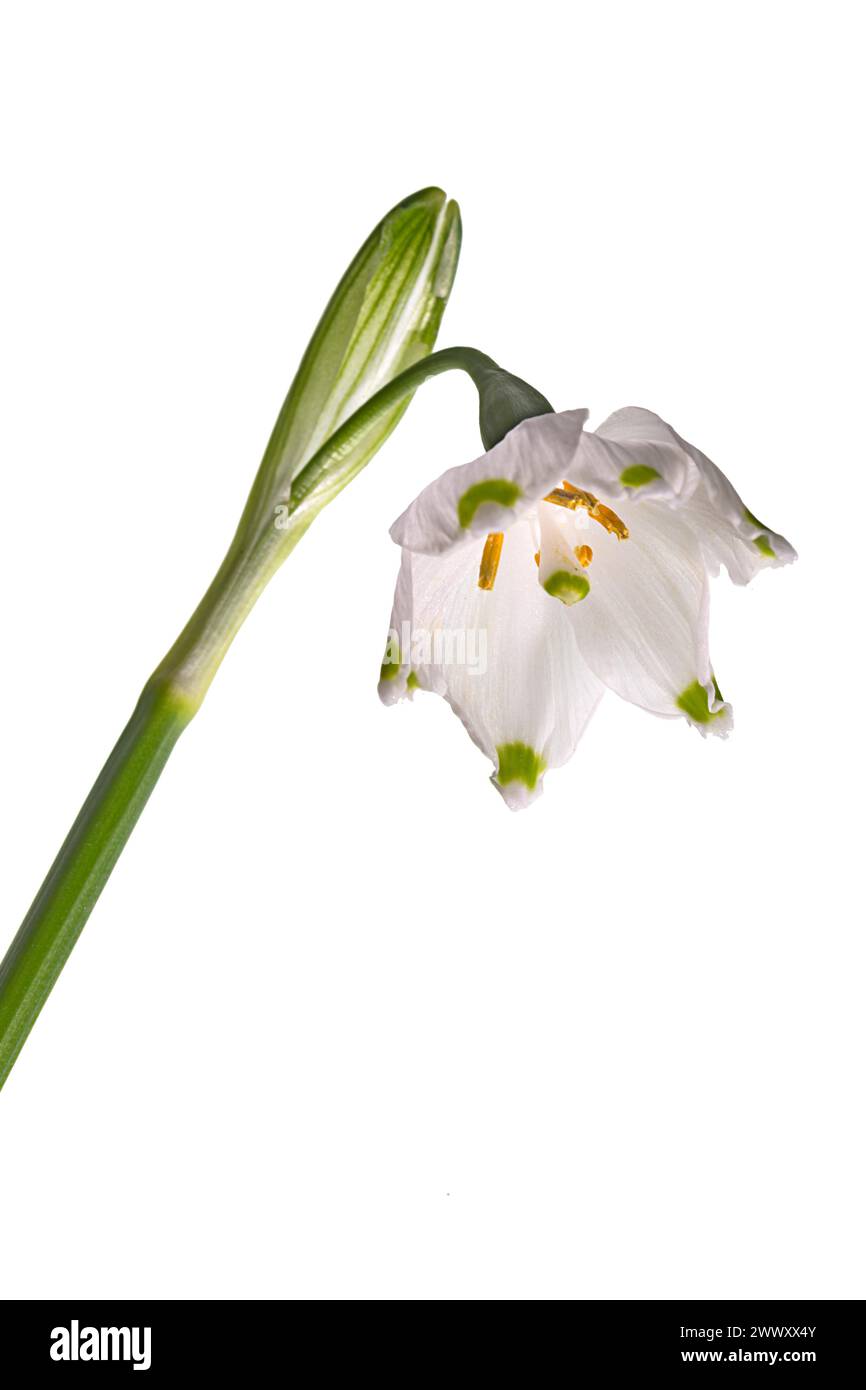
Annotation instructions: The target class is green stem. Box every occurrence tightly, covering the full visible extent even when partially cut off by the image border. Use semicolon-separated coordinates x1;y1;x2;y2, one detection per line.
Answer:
0;680;191;1087
0;347;510;1090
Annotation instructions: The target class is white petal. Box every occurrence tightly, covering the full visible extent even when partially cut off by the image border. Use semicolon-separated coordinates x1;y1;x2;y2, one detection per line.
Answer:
591;407;796;584
398;517;605;807
682;477;797;585
577;407;698;506
389;410;588;556
567;495;733;734
377;549;414;705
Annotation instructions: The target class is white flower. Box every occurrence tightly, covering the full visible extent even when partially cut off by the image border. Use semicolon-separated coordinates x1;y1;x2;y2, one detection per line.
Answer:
378;406;796;809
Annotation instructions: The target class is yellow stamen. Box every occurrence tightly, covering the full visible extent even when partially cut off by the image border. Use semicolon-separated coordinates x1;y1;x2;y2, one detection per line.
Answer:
534;550;540;567
591;502;629;541
544;485;593;510
544;482;629;540
478;531;504;590
576;544;593;567
561;479;597;503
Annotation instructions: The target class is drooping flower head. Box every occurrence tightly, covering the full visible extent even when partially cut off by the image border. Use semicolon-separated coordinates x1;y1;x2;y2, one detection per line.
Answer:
379;405;795;808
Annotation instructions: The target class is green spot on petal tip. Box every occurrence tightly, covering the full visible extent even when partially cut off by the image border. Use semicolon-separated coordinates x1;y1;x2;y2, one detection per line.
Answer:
496;742;547;791
753;534;776;559
620;464;661;488
677;680;726;724
543;570;590;603
379;660;401;682
457;479;522;529
406;671;421;690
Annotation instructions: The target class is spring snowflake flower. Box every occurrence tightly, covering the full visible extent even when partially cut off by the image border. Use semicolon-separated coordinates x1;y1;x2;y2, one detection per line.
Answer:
378;406;795;808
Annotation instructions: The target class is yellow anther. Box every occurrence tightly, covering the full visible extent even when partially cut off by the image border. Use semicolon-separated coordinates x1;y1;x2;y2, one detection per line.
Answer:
534;550;540;567
576;544;593;567
478;532;504;590
591;503;629;540
545;485;596;510
561;480;599;506
544;482;629;541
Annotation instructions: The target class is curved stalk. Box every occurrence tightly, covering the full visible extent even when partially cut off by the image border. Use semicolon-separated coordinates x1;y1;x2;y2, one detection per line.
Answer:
0;345;545;1089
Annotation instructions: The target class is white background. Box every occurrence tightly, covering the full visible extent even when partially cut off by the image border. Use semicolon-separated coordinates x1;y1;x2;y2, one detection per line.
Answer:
0;1;862;1301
